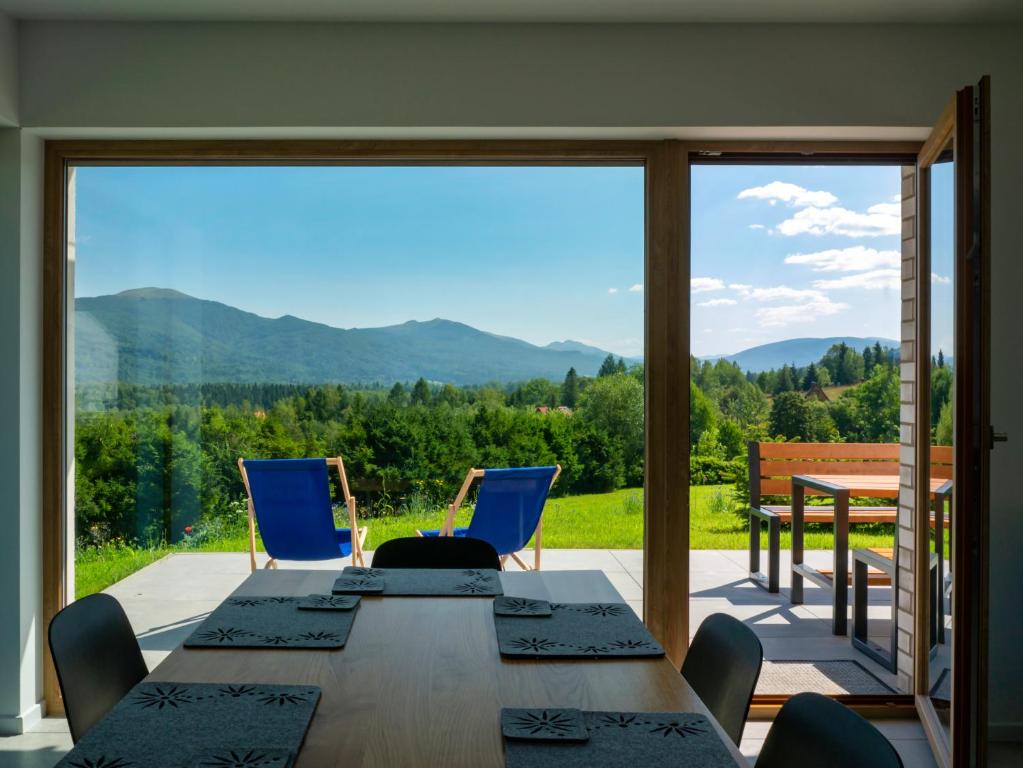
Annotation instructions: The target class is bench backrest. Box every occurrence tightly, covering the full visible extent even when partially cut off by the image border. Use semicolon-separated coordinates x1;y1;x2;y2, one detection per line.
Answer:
748;441;954;505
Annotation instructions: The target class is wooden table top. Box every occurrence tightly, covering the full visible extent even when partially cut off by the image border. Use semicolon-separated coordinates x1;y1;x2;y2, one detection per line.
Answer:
795;473;951;497
147;569;746;767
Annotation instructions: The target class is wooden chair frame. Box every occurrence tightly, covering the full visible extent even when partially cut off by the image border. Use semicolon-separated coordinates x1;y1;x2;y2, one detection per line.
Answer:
425;465;561;571
237;456;367;572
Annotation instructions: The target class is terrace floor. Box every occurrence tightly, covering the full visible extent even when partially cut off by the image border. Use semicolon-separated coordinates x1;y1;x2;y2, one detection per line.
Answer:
2;549;953;767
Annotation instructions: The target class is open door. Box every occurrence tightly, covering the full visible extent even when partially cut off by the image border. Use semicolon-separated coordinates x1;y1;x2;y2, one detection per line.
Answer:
914;77;990;768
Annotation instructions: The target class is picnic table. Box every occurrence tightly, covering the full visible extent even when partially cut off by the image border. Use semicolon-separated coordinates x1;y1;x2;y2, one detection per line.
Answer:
790;473;951;636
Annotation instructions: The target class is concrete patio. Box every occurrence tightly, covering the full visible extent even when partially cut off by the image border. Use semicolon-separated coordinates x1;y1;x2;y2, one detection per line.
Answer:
0;549;944;768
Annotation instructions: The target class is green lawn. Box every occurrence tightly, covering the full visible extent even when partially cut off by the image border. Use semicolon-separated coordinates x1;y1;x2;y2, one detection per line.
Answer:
75;484;904;597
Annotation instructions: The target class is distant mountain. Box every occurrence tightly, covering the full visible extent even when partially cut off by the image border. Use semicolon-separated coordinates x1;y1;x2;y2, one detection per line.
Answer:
705;336;899;373
74;289;633;385
544;340;641;363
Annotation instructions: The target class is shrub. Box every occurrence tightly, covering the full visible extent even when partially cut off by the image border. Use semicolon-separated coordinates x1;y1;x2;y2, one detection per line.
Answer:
689;455;743;486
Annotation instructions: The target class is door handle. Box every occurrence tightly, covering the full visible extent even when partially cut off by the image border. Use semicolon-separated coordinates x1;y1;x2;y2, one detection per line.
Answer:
991;427;1008;448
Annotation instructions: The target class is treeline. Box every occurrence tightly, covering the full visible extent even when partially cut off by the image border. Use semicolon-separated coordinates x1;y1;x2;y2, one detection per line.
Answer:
75;365;645;547
749;341;899;395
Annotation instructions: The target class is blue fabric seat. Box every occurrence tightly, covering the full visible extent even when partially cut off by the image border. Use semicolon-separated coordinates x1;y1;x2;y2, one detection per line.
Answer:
419;465;560;570
239;457;366;570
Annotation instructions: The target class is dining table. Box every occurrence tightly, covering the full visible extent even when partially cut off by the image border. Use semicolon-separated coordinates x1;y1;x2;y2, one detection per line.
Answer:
146;568;747;767
789;473;952;636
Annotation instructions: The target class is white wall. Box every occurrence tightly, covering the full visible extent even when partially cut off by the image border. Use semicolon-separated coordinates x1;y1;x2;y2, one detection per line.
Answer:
0;124;41;736
0;13;16;126
3;20;1022;737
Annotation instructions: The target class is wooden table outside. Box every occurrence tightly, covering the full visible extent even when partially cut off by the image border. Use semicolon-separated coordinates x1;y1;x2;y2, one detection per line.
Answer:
147;569;746;767
790;474;951;636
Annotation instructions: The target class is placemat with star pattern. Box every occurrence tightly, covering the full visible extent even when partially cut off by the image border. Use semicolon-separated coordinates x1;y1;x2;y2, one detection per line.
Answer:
332;567;503;597
184;595;359;649
493;602;664;659
55;682;320;768
503;710;735;768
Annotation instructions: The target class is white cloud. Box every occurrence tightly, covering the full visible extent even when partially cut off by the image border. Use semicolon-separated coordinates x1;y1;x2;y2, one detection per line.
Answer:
932;272;952;284
812;268;901;291
784;246;900;272
749;224;766;230
690;277;725;293
607;287;619;294
728;283;752;292
775;202;901;237
748;285;828;303
756;298;849;327
738;181;838;208
628;283;644;293
697;298;738;307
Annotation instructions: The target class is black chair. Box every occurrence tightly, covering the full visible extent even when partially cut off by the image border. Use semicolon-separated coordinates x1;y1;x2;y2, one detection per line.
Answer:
680;613;762;745
371;535;501;570
48;593;148;743
755;692;903;768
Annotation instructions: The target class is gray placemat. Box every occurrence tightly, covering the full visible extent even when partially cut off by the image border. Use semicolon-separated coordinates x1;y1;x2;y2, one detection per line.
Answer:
494;597;553;617
297;594;361;611
184;595;358;648
502;708;587;742
55;681;320;768
333;567;504;596
494;603;664;658
504;711;735;768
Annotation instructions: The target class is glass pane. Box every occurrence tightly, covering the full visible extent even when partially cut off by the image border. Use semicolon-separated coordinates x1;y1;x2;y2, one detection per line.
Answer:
69;165;645;667
928;148;954;738
689;164;906;695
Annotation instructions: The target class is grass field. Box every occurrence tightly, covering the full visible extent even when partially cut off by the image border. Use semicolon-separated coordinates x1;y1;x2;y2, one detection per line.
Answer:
75;484;904;597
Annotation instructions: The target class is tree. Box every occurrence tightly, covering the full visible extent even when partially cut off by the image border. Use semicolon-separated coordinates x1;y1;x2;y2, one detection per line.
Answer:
387;382;407;406
597;354;618;377
689;381;716;451
561;367;580;408
874;341;885;369
776;364;796;393
851;366;900;441
769;391;812;441
410;377;431;405
802;362;819;390
937;349;946;369
579;373;644;481
862;345;875;377
615;357;627;375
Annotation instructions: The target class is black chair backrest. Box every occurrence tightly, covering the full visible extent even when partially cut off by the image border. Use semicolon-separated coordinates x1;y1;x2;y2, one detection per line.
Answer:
372;536;501;570
755;692;903;768
680;613;763;745
48;593;148;743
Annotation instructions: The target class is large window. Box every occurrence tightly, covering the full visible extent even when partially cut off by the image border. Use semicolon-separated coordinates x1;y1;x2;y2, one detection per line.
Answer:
68;163;645;649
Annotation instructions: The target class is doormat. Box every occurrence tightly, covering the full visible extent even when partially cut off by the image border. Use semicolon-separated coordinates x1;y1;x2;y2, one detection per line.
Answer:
755;660;896;696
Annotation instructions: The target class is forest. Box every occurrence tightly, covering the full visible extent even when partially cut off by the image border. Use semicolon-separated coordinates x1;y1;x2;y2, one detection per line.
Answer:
74;342;951;550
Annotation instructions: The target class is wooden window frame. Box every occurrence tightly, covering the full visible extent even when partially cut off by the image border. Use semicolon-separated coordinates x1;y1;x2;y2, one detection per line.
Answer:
41;139;688;713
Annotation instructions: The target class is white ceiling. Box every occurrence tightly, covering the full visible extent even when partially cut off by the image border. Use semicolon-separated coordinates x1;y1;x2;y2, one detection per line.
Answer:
0;0;1021;23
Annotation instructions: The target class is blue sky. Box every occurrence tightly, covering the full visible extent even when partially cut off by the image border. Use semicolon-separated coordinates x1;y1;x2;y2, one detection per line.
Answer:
75;163;938;359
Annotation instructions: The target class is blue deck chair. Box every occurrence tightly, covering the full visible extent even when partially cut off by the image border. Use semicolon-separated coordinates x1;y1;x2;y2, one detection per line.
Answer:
417;465;560;570
238;457;366;572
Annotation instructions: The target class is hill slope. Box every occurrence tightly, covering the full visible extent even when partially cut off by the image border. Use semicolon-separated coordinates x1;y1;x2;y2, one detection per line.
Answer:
75;289;627;385
708;336;898;373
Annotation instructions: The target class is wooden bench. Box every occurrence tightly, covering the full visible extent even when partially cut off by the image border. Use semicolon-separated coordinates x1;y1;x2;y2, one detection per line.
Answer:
747;441;953;593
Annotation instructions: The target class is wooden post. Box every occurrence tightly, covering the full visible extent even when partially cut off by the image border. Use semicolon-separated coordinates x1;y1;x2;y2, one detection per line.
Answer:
643;140;689;668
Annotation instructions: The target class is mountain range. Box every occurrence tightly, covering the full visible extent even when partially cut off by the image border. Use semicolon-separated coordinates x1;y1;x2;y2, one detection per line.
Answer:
75;288;897;385
75;288;637;385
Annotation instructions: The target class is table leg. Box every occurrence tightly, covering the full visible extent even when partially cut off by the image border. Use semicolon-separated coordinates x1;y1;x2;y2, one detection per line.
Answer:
832;489;849;636
791;483;804;605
